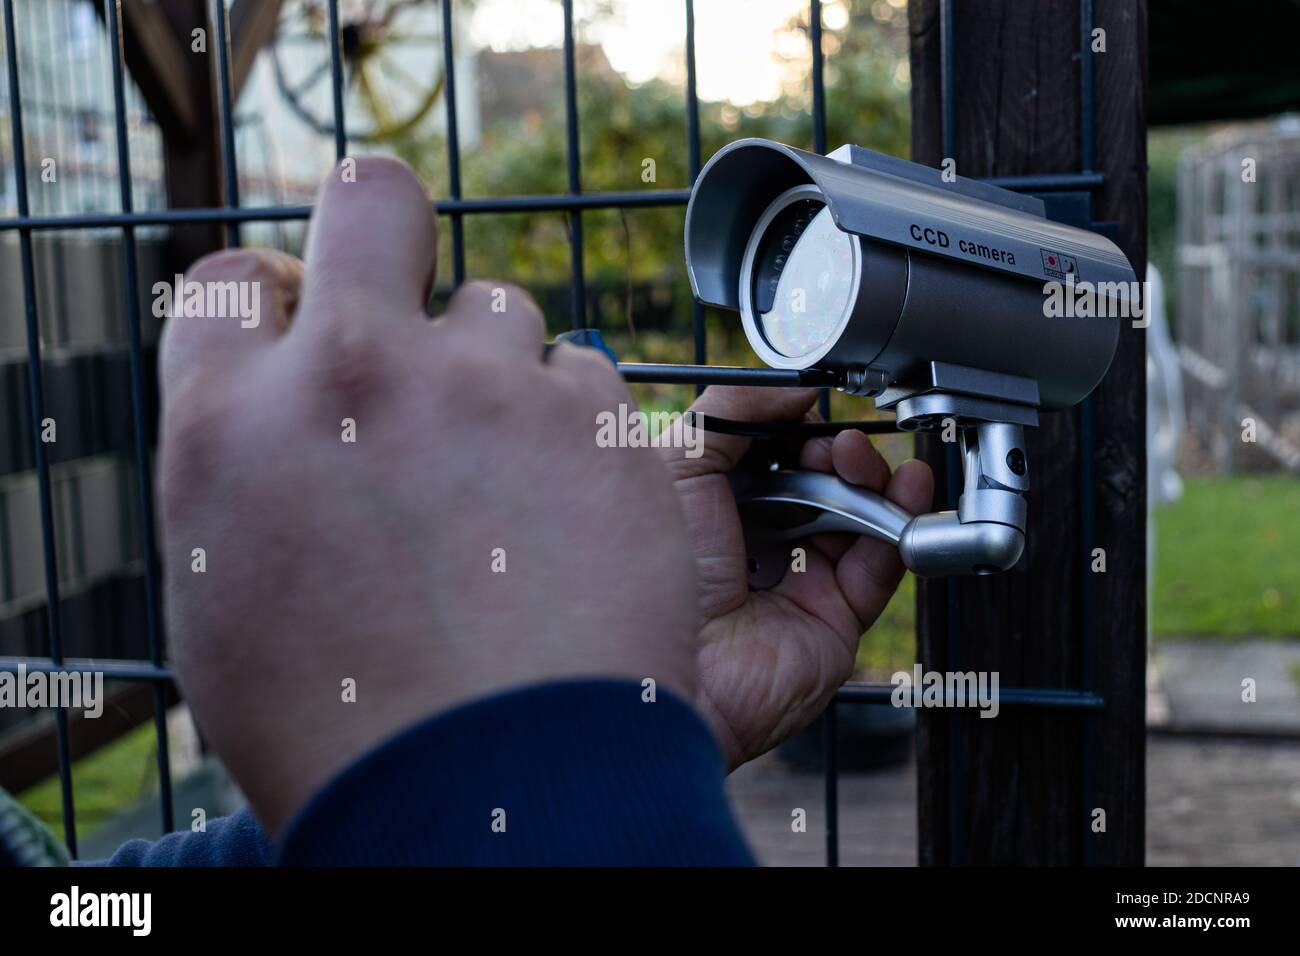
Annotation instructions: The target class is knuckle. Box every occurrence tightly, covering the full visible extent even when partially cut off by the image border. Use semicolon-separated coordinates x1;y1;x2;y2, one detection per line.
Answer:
448;279;541;323
303;320;399;407
459;278;500;299
495;281;542;316
185;248;275;289
342;155;425;193
433;348;515;414
179;249;298;328
555;343;626;395
444;280;495;316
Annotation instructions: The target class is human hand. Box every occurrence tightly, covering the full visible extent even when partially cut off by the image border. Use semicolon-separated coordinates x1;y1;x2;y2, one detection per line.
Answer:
659;387;933;770
158;157;699;836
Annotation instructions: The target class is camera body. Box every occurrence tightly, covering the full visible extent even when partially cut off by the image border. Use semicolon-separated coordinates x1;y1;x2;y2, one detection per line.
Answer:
685;138;1134;415
683;139;1138;578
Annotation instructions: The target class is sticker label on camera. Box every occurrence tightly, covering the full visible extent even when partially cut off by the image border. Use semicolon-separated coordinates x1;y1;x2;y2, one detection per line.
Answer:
1041;248;1078;280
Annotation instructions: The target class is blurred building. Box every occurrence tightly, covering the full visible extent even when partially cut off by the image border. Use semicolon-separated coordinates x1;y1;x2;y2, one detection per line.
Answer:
1175;117;1300;474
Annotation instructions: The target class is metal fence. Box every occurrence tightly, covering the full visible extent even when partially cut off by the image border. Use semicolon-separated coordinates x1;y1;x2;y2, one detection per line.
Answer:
0;0;1113;865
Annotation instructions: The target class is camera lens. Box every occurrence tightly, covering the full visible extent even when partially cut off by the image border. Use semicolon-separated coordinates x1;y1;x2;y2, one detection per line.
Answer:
751;202;855;357
740;185;860;365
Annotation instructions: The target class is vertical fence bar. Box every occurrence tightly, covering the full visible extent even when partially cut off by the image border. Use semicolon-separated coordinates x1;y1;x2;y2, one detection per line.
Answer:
212;0;240;247
1078;0;1099;866
326;0;346;160
685;0;705;389
824;700;839;866
937;0;965;866
441;0;465;287
939;0;956;166
2;0;78;857
1079;0;1095;174
810;0;830;420
810;0;835;856
561;0;585;329
810;0;826;154
1079;395;1099;865
104;0;172;835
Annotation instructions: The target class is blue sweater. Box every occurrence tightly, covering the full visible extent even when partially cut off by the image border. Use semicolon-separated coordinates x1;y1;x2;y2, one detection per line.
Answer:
87;680;754;866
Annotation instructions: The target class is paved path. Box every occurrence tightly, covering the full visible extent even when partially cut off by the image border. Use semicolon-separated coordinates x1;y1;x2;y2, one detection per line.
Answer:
727;737;1300;866
1147;736;1300;866
726;751;917;866
1153;638;1300;734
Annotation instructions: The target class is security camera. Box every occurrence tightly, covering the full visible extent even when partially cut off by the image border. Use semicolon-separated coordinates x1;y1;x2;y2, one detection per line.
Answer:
683;138;1137;580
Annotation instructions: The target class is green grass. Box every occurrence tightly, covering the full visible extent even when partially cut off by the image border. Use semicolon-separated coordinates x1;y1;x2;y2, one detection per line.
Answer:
856;572;916;678
1153;476;1300;638
17;720;161;845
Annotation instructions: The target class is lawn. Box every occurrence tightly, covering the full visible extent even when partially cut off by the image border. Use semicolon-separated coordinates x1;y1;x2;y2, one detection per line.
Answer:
1153;475;1300;638
17;720;161;845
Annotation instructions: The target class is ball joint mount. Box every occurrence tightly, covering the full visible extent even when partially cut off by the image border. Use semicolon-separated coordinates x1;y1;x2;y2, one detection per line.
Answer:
733;363;1036;586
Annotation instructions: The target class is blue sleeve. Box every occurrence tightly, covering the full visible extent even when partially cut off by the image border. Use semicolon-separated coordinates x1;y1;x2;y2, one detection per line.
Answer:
91;680;754;866
82;806;272;866
277;679;755;865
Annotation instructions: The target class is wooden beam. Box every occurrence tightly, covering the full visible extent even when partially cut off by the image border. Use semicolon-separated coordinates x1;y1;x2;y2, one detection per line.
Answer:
93;0;225;266
230;0;285;100
151;0;227;268
908;0;1147;865
98;0;197;139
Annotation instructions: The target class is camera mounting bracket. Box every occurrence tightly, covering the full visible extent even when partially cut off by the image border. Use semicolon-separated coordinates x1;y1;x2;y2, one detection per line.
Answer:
866;360;1042;428
734;370;1036;583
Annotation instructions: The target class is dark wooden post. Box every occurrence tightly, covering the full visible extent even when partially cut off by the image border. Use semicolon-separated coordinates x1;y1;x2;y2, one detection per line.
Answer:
153;0;225;272
103;0;282;271
96;0;222;270
907;0;1147;865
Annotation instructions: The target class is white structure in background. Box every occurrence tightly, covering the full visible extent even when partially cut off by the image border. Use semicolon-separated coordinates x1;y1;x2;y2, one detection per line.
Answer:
0;0;166;217
0;0;479;225
1175;115;1300;474
237;0;480;217
1147;264;1185;507
1146;263;1184;664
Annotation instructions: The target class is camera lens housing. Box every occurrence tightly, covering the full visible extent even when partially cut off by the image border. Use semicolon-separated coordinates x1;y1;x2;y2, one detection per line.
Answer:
738;182;910;378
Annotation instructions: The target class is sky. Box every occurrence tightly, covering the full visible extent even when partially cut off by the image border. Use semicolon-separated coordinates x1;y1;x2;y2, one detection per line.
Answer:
469;0;860;106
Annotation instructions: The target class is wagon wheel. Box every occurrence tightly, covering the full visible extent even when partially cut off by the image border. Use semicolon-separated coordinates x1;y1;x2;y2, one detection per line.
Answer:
271;0;446;144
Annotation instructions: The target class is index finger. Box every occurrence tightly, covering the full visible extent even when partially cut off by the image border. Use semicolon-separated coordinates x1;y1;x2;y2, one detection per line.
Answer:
295;156;438;334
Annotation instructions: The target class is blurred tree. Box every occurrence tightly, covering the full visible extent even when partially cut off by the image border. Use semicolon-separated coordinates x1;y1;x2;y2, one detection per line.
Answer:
394;0;909;328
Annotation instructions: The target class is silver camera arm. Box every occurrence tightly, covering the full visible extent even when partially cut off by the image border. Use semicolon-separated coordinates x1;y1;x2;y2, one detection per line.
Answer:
735;415;1031;585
